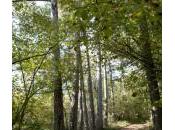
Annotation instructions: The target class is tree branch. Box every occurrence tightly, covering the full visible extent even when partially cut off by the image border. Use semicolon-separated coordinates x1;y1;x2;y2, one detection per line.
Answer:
12;44;56;64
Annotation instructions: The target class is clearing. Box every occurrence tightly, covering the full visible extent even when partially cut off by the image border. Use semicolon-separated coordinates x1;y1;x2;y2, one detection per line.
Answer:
104;121;151;130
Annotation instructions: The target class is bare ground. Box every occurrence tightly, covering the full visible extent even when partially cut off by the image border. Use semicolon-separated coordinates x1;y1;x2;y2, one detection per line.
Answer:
120;123;150;130
104;122;151;130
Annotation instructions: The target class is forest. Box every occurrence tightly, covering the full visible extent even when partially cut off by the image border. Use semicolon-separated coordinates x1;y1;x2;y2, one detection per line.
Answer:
12;0;162;130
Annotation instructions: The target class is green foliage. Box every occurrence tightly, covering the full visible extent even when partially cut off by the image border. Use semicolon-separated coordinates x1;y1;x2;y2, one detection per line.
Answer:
12;0;161;129
111;70;151;123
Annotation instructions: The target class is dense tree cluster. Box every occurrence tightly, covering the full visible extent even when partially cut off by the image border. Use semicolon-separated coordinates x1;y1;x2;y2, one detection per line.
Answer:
12;0;162;130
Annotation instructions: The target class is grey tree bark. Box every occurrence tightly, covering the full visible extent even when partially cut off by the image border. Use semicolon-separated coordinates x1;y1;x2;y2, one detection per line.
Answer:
86;45;96;130
78;45;90;130
96;43;103;130
104;60;109;127
70;39;80;130
79;88;84;130
109;61;114;111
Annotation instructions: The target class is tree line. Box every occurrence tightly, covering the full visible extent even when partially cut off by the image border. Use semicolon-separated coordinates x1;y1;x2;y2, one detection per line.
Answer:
12;0;162;130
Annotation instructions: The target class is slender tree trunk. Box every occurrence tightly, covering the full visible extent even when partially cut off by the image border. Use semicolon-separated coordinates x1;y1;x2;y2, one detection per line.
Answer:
79;89;84;130
70;40;80;130
96;43;103;130
51;0;65;130
109;61;114;115
79;47;84;129
17;96;30;130
64;110;69;130
140;14;162;130
82;88;90;130
104;60;109;127
78;45;90;130
86;45;96;130
66;81;72;101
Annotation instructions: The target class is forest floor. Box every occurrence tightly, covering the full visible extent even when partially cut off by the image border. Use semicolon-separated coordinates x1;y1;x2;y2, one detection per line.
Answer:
120;123;151;130
104;121;152;130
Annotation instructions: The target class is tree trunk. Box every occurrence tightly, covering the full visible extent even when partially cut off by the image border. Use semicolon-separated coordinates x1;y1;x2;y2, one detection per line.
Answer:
109;61;115;115
51;0;65;130
78;45;90;130
96;43;103;130
64;110;69;130
53;81;64;130
79;89;84;130
70;40;80;130
82;88;90;130
140;14;162;130
86;45;96;130
104;60;109;127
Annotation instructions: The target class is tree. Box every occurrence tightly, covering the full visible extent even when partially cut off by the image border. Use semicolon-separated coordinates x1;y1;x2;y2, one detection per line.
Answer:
140;13;161;130
12;0;162;130
79;44;90;130
13;0;65;129
51;0;65;129
96;42;103;130
70;39;80;130
104;59;109;127
109;61;115;115
86;45;96;130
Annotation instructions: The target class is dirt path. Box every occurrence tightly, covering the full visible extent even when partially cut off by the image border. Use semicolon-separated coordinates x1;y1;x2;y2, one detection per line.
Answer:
120;123;150;130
